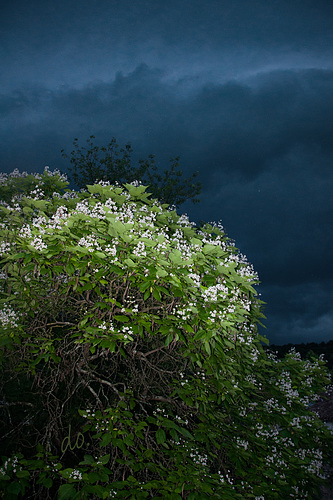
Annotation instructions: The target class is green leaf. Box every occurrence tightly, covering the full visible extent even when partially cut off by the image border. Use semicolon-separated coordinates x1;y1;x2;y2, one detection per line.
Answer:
108;220;126;237
168;249;184;265
99;454;110;465
162;419;180;430
22;206;33;215
94;251;106;259
156;268;168;278
66;263;75;275
123;434;134;446
82;484;108;497
43;477;53;488
58;484;77;499
139;281;151;292
183;323;194;333
100;434;112;447
124;258;136;268
124;183;148;197
114;315;130;323
33;199;48;210
169;428;179;441
99;339;116;351
7;481;22;494
140;237;157;247
80;454;95;465
165;333;173;346
190;237;202;247
224;339;235;349
87;184;104;195
204;341;211;355
178;427;194;440
23;253;33;264
156;428;166;444
194;330;208;341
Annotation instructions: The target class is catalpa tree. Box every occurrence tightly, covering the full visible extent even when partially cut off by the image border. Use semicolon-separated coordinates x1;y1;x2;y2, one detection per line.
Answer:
0;168;332;499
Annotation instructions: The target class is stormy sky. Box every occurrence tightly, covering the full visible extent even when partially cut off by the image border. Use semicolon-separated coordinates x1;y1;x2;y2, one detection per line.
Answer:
1;0;332;345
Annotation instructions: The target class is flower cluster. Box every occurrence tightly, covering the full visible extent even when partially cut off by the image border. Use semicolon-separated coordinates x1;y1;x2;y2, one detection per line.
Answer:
0;303;20;329
201;283;229;303
69;469;83;480
276;370;300;405
30;235;48;251
0;169;29;185
77;235;102;252
0;456;20;475
0;242;11;255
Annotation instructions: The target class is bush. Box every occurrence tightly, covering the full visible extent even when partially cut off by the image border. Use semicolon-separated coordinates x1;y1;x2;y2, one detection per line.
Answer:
0;168;332;499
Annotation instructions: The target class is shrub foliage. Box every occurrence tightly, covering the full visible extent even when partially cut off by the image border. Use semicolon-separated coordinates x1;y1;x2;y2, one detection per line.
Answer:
0;168;332;499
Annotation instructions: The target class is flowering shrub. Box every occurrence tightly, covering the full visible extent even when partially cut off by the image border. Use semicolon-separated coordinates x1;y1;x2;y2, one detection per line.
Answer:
0;168;332;499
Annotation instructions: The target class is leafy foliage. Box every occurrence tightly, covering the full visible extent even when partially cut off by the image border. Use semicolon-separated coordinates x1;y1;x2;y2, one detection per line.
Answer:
61;136;202;208
0;168;332;499
266;341;333;370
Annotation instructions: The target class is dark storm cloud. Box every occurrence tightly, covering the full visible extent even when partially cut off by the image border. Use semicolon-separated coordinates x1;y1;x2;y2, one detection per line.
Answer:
195;143;333;286
1;0;333;91
259;283;333;345
185;69;333;180
1;64;333;179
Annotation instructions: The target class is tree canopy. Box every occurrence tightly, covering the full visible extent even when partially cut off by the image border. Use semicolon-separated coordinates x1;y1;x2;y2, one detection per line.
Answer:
0;168;332;499
61;136;202;208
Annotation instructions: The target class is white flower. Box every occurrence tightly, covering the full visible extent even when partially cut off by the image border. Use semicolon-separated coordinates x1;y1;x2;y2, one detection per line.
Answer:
236;437;249;450
133;240;146;257
19;225;32;238
77;235;101;252
0;304;20;328
0;242;11;255
30;235;47;251
69;469;82;480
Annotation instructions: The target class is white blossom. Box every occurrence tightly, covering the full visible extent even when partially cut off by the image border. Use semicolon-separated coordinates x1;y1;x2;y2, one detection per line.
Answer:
0;303;20;328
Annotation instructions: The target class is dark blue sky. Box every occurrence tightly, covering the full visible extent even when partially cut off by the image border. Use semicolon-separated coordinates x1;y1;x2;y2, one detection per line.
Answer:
1;0;333;345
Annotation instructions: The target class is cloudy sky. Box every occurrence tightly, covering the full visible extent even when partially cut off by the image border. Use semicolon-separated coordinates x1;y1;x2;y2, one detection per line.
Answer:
1;0;332;345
